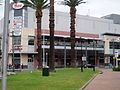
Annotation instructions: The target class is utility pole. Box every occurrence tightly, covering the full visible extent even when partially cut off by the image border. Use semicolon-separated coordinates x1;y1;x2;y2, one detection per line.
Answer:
2;0;10;90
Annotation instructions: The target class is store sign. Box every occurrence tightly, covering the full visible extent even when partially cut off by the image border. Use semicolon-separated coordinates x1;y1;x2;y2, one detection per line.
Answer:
82;56;86;61
115;51;119;58
13;29;21;36
12;2;24;9
13;16;23;29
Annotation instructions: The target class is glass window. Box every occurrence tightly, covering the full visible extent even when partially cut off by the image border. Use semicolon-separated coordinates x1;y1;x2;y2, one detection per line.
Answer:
110;42;120;49
13;36;21;45
24;8;28;27
28;36;34;45
14;9;22;16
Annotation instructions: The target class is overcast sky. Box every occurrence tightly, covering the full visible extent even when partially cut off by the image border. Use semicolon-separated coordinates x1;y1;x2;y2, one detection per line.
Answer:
55;0;120;17
0;0;120;19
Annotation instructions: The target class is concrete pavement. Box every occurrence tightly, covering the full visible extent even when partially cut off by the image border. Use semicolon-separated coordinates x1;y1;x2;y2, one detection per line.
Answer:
83;69;120;90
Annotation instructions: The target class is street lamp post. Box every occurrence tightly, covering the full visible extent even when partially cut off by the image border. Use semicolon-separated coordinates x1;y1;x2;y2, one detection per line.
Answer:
80;37;83;61
64;38;66;68
112;38;115;67
94;40;97;66
11;31;15;72
113;29;117;68
84;38;88;66
80;38;84;72
2;0;10;90
93;40;96;66
75;41;78;66
43;35;45;67
46;52;48;66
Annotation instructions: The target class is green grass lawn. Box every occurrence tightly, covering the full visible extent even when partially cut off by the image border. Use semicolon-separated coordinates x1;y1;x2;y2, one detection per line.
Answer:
0;68;98;90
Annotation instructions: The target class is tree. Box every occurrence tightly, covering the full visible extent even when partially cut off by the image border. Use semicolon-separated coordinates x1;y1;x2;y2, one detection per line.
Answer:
63;0;85;67
18;0;49;69
49;0;55;71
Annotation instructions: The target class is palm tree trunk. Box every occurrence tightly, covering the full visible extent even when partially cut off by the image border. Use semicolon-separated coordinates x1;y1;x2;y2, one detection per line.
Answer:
70;7;76;67
36;11;42;69
49;0;55;71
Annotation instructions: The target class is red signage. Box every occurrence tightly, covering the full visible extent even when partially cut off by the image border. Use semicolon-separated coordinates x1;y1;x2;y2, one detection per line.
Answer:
12;2;24;9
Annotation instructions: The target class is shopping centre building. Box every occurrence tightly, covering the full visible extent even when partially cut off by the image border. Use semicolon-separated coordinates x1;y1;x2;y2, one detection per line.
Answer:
0;4;120;69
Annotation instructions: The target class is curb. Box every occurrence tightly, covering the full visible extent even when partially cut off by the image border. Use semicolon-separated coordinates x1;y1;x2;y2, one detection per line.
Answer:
80;72;99;90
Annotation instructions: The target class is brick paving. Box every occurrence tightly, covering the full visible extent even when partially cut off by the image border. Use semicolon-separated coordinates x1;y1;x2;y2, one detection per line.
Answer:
84;69;120;90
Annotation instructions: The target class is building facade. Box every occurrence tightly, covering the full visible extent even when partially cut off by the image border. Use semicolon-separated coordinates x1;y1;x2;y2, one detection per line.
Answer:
0;3;120;69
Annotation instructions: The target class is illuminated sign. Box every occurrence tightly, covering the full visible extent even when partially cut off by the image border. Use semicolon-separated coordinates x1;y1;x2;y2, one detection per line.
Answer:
12;2;24;9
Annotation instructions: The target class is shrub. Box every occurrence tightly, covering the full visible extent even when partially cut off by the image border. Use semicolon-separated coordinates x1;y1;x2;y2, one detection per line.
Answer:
113;66;120;71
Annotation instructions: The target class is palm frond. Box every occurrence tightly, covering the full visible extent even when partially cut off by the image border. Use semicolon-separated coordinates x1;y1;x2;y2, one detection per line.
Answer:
20;0;49;10
42;0;49;9
42;3;50;9
20;0;36;9
63;0;85;7
13;0;18;3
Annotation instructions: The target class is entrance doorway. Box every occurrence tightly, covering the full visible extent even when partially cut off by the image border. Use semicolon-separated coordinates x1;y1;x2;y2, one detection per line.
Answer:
28;58;33;70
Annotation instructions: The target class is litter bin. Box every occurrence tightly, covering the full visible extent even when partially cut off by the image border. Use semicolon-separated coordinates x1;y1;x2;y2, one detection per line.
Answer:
42;66;49;76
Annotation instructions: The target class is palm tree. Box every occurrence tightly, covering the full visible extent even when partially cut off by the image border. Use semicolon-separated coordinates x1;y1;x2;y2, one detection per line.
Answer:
63;0;85;67
49;0;55;71
18;0;49;69
13;0;17;2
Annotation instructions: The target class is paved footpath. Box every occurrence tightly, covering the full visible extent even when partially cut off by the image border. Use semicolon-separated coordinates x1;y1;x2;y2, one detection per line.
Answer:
84;69;120;90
